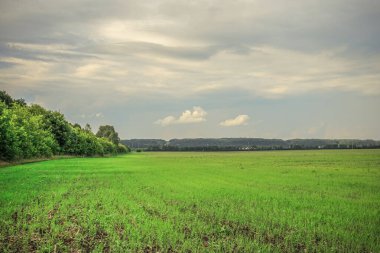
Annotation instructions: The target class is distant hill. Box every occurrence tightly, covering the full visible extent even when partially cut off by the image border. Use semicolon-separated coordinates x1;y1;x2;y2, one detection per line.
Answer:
122;139;167;149
121;138;380;151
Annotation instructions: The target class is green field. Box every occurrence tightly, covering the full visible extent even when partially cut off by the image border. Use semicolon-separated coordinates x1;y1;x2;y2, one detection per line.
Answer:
0;150;379;252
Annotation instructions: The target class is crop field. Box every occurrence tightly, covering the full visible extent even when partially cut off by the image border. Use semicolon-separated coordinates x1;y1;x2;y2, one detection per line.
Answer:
0;150;379;252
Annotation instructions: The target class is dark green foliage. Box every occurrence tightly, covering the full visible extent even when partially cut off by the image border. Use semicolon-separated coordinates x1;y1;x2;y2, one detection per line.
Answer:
0;92;129;161
0;90;14;106
96;125;120;145
13;98;27;107
84;123;92;132
72;123;82;129
43;111;71;149
0;102;58;160
0;90;27;107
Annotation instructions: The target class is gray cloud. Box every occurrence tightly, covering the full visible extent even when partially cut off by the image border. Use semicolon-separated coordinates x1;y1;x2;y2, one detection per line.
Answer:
0;0;379;139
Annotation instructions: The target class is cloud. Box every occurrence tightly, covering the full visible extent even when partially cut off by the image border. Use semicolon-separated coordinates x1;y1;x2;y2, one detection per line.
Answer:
178;106;207;123
80;112;104;119
75;64;103;78
1;0;380;139
220;115;250;127
1;0;380;102
155;106;207;126
154;116;177;127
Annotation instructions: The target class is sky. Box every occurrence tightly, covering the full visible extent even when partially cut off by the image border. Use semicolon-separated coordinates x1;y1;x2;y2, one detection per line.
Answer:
0;0;379;140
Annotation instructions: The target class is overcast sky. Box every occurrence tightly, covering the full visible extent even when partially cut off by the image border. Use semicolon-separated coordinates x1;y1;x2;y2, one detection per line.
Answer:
1;0;379;140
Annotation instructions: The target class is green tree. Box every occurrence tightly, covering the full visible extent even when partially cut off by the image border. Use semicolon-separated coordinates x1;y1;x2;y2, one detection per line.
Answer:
72;123;81;129
0;90;14;107
14;98;27;107
0;90;26;107
0;102;58;160
44;111;71;151
0;91;128;160
84;123;92;132
29;104;48;116
117;143;130;153
98;137;117;154
96;125;120;145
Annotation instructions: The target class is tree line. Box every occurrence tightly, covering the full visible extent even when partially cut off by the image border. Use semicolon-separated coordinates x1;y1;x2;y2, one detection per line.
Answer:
0;91;130;161
121;138;380;151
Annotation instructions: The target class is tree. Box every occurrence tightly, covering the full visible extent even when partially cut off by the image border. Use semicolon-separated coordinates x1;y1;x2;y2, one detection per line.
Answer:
14;98;27;107
0;90;14;107
117;143;130;153
84;123;92;132
43;111;71;150
96;125;120;145
29;104;48;116
72;123;81;129
0;102;58;160
0;91;26;107
0;91;128;160
98;137;117;154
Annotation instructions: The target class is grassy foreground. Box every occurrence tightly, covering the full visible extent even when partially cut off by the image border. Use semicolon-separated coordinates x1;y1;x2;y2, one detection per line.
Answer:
0;150;379;252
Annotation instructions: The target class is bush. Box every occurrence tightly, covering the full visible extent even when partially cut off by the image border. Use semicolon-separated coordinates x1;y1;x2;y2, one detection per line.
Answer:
117;143;130;153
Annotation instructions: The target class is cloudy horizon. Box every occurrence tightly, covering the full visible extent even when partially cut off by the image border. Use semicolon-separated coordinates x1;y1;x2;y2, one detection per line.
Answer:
1;0;379;140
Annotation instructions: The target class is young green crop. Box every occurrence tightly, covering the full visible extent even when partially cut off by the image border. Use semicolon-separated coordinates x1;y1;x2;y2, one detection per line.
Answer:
1;150;379;252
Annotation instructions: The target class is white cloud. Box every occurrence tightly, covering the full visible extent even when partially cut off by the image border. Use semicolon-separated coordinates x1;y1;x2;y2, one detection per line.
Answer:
220;115;250;127
178;106;207;123
154;116;176;126
155;106;207;126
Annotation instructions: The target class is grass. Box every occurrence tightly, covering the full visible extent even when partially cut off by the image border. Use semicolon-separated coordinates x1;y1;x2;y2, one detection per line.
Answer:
0;150;379;252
